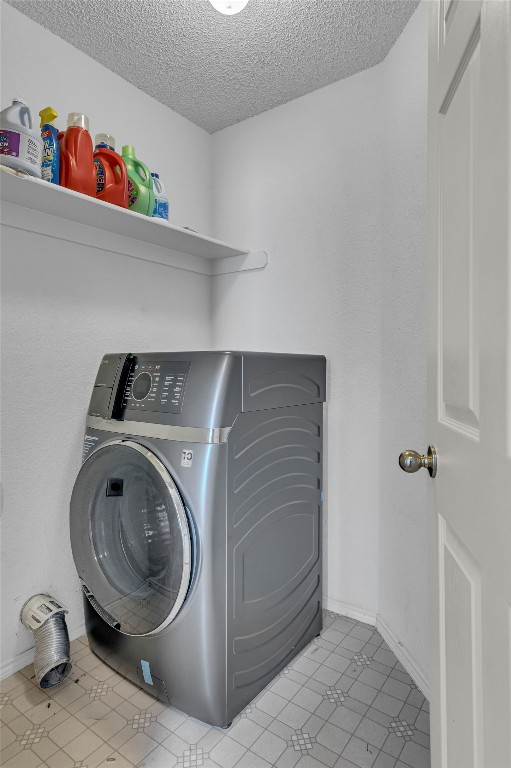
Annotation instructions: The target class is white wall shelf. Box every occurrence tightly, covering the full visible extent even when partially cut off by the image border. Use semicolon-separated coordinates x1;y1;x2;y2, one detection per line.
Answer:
0;170;267;276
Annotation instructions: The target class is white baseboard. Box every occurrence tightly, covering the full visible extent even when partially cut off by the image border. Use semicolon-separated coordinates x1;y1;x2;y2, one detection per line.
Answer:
375;614;430;700
0;646;37;681
0;620;86;681
324;597;430;701
324;596;377;626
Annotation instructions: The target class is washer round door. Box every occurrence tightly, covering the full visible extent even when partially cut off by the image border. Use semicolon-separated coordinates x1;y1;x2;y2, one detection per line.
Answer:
70;439;192;636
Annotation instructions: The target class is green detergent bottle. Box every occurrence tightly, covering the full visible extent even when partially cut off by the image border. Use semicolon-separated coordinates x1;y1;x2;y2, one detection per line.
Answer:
121;145;155;216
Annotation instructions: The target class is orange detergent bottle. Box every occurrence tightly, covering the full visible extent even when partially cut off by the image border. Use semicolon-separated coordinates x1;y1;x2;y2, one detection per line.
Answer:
59;112;96;197
93;134;128;208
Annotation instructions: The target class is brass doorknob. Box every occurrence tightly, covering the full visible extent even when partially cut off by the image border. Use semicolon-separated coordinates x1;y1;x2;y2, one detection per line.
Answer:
399;446;437;478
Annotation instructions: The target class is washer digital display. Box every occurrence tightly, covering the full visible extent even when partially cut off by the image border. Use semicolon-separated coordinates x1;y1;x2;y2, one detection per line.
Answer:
123;361;190;414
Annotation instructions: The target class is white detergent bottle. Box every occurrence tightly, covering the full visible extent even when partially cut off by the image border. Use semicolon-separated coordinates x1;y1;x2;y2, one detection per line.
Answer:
0;99;42;177
151;172;169;221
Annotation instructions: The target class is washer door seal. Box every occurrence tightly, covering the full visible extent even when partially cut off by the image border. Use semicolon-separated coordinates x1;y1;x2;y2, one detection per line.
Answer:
70;439;192;636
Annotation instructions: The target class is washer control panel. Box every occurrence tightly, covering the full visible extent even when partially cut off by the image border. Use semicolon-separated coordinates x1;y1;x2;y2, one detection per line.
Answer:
123;360;191;414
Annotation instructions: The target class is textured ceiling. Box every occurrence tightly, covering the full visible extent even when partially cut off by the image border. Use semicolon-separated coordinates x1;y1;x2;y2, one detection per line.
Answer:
6;0;420;133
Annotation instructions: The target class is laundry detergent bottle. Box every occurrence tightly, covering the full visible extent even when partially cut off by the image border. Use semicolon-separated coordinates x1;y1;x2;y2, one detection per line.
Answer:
121;145;154;216
0;98;42;176
59;112;96;197
39;106;60;184
94;134;128;208
151;173;169;221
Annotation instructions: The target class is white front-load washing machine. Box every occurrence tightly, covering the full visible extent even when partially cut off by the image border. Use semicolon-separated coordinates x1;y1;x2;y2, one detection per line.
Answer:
70;351;326;726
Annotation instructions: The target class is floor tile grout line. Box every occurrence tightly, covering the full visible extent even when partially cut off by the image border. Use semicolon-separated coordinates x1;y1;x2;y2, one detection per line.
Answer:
269;677;424;758
2;690;426;761
267;614;429;761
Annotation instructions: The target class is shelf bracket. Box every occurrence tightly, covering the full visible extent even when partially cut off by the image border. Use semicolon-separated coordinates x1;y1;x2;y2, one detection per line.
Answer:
211;250;268;276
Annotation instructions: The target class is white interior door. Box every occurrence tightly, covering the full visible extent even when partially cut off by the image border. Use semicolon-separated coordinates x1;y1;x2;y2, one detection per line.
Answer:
428;1;511;766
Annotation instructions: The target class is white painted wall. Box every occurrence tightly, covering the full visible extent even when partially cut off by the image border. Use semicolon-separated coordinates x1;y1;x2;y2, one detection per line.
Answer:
377;2;429;686
211;66;387;621
211;4;429;683
0;3;213;674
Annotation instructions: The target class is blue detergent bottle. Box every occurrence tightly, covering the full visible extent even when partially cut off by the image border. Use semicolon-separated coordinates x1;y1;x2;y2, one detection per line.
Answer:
39;106;60;184
151;172;169;221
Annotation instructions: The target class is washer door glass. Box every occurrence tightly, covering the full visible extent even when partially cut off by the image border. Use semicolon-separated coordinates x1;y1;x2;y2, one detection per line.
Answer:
70;440;192;636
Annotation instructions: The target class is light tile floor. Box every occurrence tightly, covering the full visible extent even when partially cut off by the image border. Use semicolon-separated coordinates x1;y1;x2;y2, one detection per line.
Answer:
0;611;430;768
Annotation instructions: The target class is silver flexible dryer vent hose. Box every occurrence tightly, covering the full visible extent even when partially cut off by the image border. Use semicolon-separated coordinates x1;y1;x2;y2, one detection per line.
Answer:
20;594;72;689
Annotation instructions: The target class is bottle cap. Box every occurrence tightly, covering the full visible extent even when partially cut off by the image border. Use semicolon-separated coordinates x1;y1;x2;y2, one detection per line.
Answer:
122;145;136;157
39;106;58;128
151;172;159;179
67;112;89;131
95;133;115;150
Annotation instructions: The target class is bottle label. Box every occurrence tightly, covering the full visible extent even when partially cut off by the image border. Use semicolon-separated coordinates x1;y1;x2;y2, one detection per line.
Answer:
0;129;41;168
128;178;139;207
0;129;20;157
41;129;57;182
153;198;169;220
42;135;54;164
94;158;105;193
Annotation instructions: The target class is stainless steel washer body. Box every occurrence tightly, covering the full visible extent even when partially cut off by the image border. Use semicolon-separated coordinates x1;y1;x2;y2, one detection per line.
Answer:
70;351;325;726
